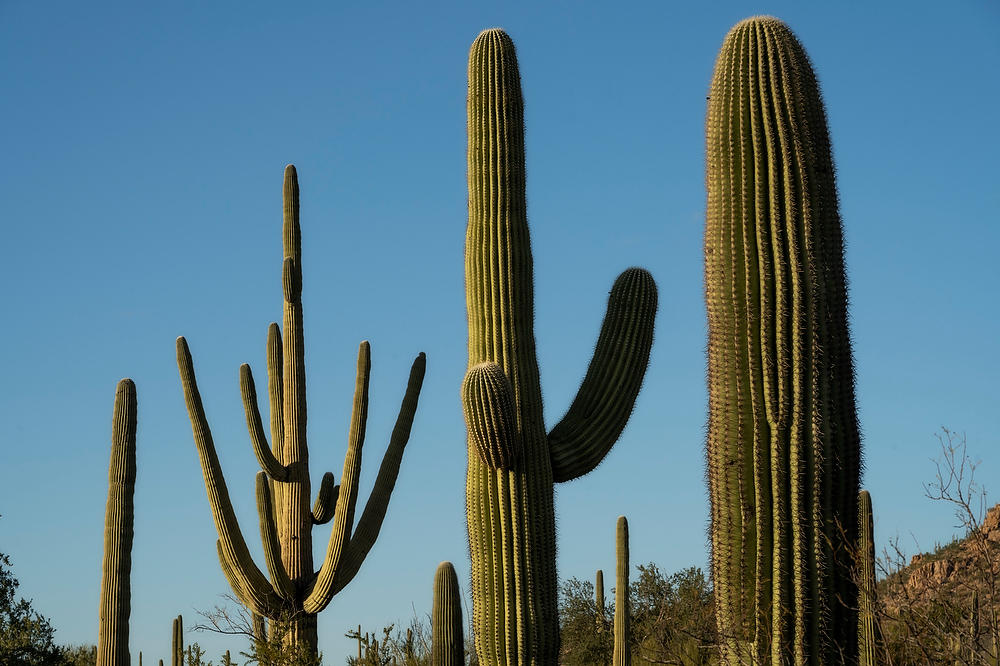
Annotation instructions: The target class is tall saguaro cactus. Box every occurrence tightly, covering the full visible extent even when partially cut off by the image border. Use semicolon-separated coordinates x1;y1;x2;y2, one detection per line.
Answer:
431;561;464;666
705;16;862;665
177;165;426;656
613;516;631;666
596;569;606;633
858;490;881;666
463;28;658;664
97;379;137;666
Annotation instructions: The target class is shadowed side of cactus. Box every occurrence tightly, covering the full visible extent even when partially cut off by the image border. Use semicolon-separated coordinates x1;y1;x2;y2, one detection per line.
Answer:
613;517;631;666
97;379;137;666
177;166;425;658
858;490;881;666
464;28;657;664
431;561;464;666
705;16;862;665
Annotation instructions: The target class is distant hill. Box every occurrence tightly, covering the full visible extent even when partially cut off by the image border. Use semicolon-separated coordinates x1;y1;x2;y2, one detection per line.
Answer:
877;503;1000;663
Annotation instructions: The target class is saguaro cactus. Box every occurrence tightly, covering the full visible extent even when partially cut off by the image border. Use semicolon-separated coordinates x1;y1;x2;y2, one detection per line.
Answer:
613;516;631;666
705;16;862;664
858;490;881;666
177;165;426;657
463;28;657;664
171;615;182;666
431;561;464;666
97;379;137;666
596;569;606;633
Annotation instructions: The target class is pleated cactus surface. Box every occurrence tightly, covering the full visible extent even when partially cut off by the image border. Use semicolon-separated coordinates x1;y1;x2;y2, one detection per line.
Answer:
705;16;861;665
613;516;631;666
463;28;657;664
858;490;881;666
97;379;137;666
431;561;464;666
177;165;426;657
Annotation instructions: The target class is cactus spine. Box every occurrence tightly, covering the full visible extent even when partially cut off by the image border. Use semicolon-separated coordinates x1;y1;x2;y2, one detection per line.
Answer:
463;28;657;664
431;561;464;666
177;165;426;657
97;379;137;666
858;490;881;666
705;16;862;664
171;615;182;666
613;516;630;666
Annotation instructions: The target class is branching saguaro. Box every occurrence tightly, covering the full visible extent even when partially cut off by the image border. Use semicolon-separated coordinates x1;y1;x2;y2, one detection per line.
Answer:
463;28;657;664
97;379;137;666
177;165;426;657
705;16;862;665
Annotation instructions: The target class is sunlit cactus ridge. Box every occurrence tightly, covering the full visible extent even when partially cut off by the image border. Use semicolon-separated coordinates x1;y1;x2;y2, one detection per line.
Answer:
705;15;861;665
97;379;137;666
464;27;658;664
176;165;426;657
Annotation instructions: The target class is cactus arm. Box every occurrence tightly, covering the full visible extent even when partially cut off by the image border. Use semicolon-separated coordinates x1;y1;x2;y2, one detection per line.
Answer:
302;341;370;613
97;378;137;666
330;351;426;595
311;472;337;525
547;269;657;483
265;323;285;524
254;472;296;601
176;336;281;613
240;364;289;482
462;362;520;470
216;540;272;617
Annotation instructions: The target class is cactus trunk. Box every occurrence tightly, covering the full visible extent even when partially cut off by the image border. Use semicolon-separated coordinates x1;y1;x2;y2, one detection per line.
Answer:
705;16;862;665
177;165;425;659
431;561;464;666
613;517;630;666
97;379;137;666
463;28;657;665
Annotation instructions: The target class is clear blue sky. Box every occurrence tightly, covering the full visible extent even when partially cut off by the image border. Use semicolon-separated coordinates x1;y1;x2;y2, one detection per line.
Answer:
2;1;998;663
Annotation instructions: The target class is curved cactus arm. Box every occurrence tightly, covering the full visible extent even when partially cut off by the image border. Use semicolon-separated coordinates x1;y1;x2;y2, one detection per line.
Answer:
240;364;289;482
331;352;426;595
302;341;370;614
311;472;338;525
462;361;519;470
176;336;281;613
254;472;296;601
548;268;657;483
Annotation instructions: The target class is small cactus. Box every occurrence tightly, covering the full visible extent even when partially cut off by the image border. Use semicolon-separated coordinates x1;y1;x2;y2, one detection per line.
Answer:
613;517;630;666
97;379;137;666
172;615;183;666
431;562;464;666
596;569;606;633
858;490;881;666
